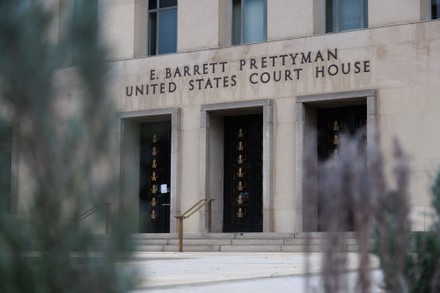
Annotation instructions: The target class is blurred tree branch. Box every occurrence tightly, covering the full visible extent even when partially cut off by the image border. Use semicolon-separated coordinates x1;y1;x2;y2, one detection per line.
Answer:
0;1;134;292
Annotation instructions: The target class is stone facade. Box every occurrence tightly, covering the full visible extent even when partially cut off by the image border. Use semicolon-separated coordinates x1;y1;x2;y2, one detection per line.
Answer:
11;0;440;234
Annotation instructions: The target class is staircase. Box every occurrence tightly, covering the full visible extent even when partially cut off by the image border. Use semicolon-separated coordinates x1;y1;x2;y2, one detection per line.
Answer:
127;232;363;253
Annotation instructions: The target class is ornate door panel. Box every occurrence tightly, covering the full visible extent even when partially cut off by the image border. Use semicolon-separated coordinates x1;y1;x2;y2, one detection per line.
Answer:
317;105;366;161
223;114;263;232
139;121;171;233
317;105;366;231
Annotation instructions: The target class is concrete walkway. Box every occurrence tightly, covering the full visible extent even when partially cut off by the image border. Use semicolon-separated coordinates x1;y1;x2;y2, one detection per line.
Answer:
128;252;384;292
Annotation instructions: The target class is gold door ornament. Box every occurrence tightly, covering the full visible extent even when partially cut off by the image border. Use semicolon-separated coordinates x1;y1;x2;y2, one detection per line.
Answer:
237;181;245;191
237;141;244;151
150;184;158;194
151;197;157;207
237;154;245;164
151;171;158;182
236;208;244;218
151;159;158;169
236;167;244;177
151;146;158;156
152;134;158;143
150;210;157;220
236;194;244;204
332;121;340;131
238;128;244;138
332;134;339;145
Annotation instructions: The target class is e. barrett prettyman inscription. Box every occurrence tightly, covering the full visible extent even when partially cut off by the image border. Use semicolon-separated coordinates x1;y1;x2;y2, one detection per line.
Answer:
125;48;371;97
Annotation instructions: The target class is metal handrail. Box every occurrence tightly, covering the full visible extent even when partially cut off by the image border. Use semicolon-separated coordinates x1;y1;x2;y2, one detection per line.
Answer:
77;206;100;221
175;198;215;252
74;201;113;234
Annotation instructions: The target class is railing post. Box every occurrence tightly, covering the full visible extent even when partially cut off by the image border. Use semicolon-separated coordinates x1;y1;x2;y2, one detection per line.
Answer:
207;199;212;232
105;202;111;234
178;216;183;252
175;199;215;252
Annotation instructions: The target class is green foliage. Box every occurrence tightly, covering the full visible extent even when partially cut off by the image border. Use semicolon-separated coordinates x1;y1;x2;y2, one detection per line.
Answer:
405;232;440;293
432;171;440;232
374;191;409;292
404;170;440;293
375;169;440;293
0;1;135;292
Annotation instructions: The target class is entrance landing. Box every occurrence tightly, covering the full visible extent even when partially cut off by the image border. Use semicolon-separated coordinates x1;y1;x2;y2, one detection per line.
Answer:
129;251;381;292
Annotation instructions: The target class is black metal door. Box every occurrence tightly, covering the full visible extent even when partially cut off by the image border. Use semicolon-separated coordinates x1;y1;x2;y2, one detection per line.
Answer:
139;121;171;233
317;105;366;231
223;114;263;232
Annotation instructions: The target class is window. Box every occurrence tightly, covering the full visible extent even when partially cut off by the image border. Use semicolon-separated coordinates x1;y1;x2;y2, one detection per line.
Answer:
433;0;440;19
148;0;177;56
326;0;368;33
231;0;266;45
0;127;12;213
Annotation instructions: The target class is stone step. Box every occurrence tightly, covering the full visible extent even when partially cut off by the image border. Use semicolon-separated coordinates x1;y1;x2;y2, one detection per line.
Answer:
167;238;232;246
281;244;358;253
130;239;169;245
135;245;166;252
220;245;282;252
293;232;357;239
232;232;295;239
231;239;284;245
164;245;221;252
90;232;368;253
283;238;360;246
126;232;358;240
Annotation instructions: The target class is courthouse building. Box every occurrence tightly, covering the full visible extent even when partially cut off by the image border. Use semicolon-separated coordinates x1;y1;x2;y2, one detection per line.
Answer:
2;0;440;235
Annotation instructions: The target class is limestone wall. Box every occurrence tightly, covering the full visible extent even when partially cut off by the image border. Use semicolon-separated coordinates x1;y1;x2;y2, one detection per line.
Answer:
108;20;440;232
